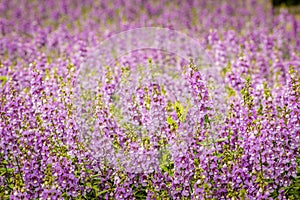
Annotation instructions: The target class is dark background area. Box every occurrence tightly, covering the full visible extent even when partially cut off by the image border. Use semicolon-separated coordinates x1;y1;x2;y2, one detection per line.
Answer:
272;0;300;6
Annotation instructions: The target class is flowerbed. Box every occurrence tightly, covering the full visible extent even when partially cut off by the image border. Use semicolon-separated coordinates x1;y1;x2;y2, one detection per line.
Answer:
0;0;299;199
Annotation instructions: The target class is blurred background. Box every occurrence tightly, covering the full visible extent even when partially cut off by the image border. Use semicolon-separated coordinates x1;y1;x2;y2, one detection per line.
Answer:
272;0;300;19
273;0;300;6
271;0;300;20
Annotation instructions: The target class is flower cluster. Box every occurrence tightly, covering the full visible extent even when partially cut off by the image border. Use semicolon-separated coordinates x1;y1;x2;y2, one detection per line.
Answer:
0;0;299;199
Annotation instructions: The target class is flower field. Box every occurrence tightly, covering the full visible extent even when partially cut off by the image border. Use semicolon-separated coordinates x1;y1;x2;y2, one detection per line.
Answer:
0;0;299;199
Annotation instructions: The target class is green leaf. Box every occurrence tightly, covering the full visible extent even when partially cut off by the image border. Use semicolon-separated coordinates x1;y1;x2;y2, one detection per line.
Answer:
215;137;227;142
239;188;247;200
225;85;236;97
0;168;14;173
160;164;169;172
216;153;224;158
257;103;263;115
0;76;7;87
204;114;210;125
174;101;184;122
206;107;213;110
245;75;251;82
166;116;178;129
99;190;108;195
